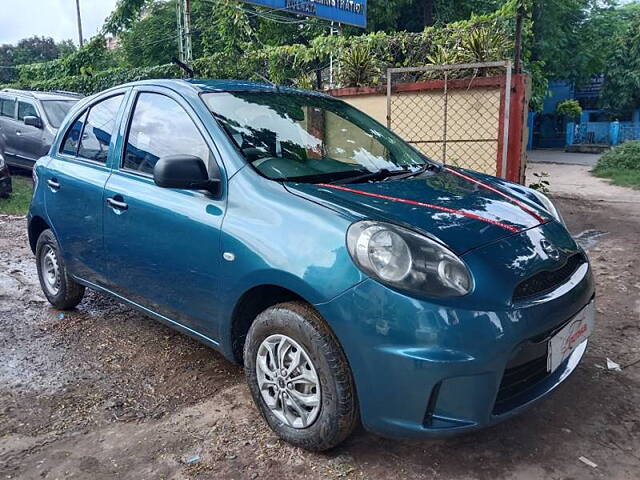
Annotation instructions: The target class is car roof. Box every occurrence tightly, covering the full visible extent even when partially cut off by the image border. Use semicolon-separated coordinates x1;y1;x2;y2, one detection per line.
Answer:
114;78;330;97
0;88;82;101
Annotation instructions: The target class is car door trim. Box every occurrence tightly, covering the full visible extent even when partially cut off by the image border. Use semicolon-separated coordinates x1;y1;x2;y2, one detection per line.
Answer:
72;275;222;348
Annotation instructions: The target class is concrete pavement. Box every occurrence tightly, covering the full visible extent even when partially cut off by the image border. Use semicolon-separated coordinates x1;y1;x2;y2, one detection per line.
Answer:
527;149;602;166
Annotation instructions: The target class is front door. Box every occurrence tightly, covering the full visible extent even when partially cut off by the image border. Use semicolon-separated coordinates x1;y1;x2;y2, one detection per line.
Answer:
44;93;127;284
15;99;45;164
103;89;226;338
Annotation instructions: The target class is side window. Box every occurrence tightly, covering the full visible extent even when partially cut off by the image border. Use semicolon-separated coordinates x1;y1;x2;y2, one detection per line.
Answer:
77;94;124;163
17;101;37;121
0;97;15;118
123;92;211;175
60;111;87;156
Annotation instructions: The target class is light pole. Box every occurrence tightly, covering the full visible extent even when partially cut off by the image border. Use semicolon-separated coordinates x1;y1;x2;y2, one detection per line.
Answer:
75;0;84;47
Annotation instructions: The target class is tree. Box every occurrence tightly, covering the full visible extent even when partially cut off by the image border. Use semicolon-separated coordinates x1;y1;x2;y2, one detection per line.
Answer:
56;40;78;58
600;8;640;112
120;1;177;67
12;36;59;65
0;44;16;83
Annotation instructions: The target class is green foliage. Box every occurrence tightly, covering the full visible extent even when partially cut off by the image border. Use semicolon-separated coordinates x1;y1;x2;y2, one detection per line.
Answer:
461;25;511;63
600;7;640;112
556;99;582;119
119;1;177;67
56;40;77;58
339;44;380;87
16;36;117;83
11;36;59;65
528;171;550;193
0;37;78;83
2;64;182;96
592;140;640;195
104;0;150;34
595;141;640;171
196;0;253;57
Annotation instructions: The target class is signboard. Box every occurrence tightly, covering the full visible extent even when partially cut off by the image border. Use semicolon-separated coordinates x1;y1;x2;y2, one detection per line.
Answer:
242;0;367;28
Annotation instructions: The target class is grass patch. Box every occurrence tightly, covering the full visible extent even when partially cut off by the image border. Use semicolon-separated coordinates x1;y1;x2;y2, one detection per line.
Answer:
592;141;640;189
592;168;640;189
0;174;33;216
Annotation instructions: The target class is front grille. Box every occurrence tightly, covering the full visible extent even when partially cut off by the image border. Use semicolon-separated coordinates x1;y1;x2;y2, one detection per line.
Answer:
493;354;548;414
513;252;586;301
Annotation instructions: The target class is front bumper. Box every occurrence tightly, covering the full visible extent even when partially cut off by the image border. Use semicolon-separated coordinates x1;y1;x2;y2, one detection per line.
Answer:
315;257;595;439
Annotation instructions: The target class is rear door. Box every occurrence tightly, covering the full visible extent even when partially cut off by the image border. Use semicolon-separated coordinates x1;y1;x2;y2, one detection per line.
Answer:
44;91;128;284
103;86;226;337
0;95;19;165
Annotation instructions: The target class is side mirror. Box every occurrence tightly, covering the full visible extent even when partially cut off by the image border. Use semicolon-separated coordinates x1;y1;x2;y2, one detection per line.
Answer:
24;116;42;128
153;155;220;194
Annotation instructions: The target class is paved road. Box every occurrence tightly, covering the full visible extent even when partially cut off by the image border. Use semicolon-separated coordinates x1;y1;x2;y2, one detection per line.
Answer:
528;149;602;166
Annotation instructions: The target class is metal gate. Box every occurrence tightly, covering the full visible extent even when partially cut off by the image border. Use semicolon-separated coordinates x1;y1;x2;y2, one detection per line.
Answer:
386;61;512;178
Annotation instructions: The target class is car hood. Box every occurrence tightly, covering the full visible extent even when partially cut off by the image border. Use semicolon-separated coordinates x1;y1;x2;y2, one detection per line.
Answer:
284;167;553;254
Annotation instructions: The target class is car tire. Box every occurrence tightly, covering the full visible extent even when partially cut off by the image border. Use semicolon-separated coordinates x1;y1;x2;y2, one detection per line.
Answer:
35;229;85;310
244;301;358;451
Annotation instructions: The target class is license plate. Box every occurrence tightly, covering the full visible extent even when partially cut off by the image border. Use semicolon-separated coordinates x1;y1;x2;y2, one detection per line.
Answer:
547;301;595;373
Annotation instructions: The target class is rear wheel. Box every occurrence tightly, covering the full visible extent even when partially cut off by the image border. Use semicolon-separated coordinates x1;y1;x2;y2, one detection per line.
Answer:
244;301;358;451
35;229;85;310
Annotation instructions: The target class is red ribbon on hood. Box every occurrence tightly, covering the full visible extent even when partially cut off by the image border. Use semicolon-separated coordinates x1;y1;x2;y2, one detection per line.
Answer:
316;183;522;233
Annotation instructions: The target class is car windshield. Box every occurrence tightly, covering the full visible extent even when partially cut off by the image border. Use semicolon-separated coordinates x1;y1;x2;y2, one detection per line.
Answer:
202;91;432;183
41;100;78;129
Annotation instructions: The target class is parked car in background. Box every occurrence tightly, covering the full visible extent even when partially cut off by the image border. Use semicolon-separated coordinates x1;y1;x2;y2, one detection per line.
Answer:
28;79;595;451
0;150;11;197
0;89;81;170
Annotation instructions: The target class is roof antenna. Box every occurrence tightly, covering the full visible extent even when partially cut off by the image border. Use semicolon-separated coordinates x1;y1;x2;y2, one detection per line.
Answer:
171;57;194;79
255;72;280;91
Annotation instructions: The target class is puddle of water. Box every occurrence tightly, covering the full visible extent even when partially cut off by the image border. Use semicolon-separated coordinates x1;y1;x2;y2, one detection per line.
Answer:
573;229;608;250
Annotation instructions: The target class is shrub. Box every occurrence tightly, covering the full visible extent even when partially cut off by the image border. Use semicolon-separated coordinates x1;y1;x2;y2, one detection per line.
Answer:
339;44;380;87
556;99;582;120
595;140;640;171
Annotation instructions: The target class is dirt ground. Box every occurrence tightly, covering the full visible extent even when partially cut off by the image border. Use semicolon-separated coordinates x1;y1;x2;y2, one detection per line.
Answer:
1;195;639;479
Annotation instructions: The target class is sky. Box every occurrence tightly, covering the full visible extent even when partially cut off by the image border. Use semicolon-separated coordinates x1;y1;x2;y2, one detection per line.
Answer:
0;0;119;45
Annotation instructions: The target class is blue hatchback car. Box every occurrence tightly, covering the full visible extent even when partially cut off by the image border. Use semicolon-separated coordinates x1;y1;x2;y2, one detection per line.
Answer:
28;79;595;450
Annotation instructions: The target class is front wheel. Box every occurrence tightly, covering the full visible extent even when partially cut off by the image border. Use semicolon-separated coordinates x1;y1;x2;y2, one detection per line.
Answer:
35;229;85;310
244;301;358;451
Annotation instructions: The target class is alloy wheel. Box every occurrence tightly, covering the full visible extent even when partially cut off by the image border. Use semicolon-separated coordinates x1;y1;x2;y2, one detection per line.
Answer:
255;334;321;429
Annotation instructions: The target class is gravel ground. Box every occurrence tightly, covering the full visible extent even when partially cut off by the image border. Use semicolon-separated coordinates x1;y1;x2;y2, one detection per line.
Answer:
1;196;639;480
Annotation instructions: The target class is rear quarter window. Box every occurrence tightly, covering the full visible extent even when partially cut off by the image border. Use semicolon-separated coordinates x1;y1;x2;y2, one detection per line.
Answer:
60;111;87;156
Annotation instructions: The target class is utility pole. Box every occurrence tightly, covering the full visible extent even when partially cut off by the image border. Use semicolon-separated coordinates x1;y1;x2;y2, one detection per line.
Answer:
75;0;84;47
514;0;525;73
176;0;192;65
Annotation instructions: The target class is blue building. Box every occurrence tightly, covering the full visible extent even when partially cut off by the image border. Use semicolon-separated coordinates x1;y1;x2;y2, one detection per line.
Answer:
527;77;640;151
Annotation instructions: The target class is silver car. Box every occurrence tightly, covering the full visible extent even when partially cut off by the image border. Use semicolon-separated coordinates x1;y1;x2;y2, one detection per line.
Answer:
0;89;81;169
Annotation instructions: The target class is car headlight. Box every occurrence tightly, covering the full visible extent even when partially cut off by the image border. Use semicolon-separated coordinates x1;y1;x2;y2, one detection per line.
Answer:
347;220;473;297
529;189;565;225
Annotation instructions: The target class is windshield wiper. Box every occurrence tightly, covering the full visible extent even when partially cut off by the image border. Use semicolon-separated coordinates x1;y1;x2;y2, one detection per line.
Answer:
389;163;433;180
331;167;410;185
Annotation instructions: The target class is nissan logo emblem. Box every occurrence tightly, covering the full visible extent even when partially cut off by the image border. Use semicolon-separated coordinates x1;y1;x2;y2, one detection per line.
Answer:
540;239;560;260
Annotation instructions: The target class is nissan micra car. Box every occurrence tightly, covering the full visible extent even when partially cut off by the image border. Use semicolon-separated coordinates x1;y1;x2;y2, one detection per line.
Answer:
28;79;595;451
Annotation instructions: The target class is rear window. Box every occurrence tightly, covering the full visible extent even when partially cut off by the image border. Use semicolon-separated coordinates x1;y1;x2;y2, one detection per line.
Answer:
41;100;78;129
77;94;123;162
0;97;15;118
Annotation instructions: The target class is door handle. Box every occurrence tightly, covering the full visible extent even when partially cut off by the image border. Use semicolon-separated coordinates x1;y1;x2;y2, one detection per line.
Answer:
106;197;128;211
47;179;60;190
